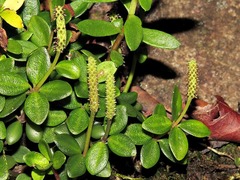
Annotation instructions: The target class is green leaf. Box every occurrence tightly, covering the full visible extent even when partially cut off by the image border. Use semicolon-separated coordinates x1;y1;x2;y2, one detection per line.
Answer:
0;121;6;139
142;114;172;135
0;72;30;96
108;133;136;157
0;155;16;170
24;92;49;125
0;93;26;118
0;155;8;180
159;138;177;163
77;19;120;37
16;173;31;180
28;15;51;47
15;40;38;61
141;139;160;169
23;151;50;171
91;124;105;139
7;39;22;54
12;146;30;163
0;140;2;153
22;0;40;26
54;134;81;156
66;108;89;135
0;95;5;112
71;51;88;82
42;127;56;143
6;120;22;145
86;142;108;175
70;1;91;18
31;169;45;180
139;0;152;11
45;110;67;127
179;119;211;138
66;153;86;178
26;47;51;86
125;123;151;145
26;122;43;143
53;151;66;170
153;104;167;116
96;161;111;178
74;81;89;98
117;92;137;104
124;15;143;51
0;9;23;28
56;60;81;79
39;80;72;101
109;105;128;135
38;140;52;161
97;61;117;82
0;58;14;72
83;0;117;2
142;28;180;49
110;50;124;67
169;127;188;161
62;92;82;110
172;85;182;121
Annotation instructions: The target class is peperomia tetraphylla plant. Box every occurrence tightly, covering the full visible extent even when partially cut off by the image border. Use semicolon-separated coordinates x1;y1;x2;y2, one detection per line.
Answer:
0;0;211;179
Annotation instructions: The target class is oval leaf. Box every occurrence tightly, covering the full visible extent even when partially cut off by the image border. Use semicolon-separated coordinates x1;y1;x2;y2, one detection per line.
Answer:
12;146;30;163
97;61;117;82
45;110;67;127
178;119;211;138
56;60;81;79
24;92;49;125
39;80;72;101
139;0;152;11
108;133;136;157
53;151;66;170
86;142;108;175
172;85;182;121
159;138;177;163
125;123;151;145
0;10;23;28
26;122;43;143
0;155;8;179
142;114;172;135
26;47;51;86
0;121;6;139
54;134;81;156
77;19;120;37
38;140;52;161
124;15;142;51
7;39;22;54
143;28;180;49
0;72;30;96
169;127;188;161
66;153;86;178
140;139;160;169
22;0;40;26
6;120;23;145
66;108;89;135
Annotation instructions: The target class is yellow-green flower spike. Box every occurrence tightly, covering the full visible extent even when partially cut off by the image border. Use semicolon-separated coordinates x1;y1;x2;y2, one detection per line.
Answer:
187;59;198;99
105;72;116;120
87;56;99;113
54;6;66;52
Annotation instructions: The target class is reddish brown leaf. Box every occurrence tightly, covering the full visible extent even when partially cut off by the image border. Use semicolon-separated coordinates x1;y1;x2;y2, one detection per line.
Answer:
192;96;240;142
0;28;8;51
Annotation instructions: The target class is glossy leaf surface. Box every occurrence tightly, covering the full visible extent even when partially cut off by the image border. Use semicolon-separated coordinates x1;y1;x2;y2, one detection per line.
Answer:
66;153;86;178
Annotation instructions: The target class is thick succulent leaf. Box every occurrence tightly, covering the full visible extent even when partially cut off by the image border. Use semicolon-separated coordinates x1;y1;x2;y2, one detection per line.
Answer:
53;151;66;170
91;124;105;139
26;122;43;143
42;127;56;143
70;1;91;18
0;72;30;96
0;95;5;112
142;28;180;49
0;10;23;28
66;153;86;178
74;81;89;98
15;40;38;61
139;0;152;11
0;93;26;118
0;155;9;180
97;61;117;82
31;169;45;180
125;123;151;145
77;19;120;37
172;85;182;121
6;120;23;145
38;140;52;161
86;142;108;175
96;162;111;178
179;119;211;138
108;133;136;157
140;139;160;169
12;146;30;163
24;92;49;125
16;173;31;180
7;39;22;54
0;121;6;139
159;138;177;163
39;80;72;101
124;14;143;51
22;0;40;26
23;151;50;171
142;114;172;135
109;105;128;135
0;58;14;72
45;110;67;127
66;108;89;135
54;134;81;156
110;50;124;67
169;127;188;161
26;47;51;86
28;15;51;47
55;60;81;79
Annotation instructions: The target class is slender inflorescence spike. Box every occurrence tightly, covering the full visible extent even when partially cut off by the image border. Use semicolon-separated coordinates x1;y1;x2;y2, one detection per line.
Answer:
87;56;99;113
105;72;116;120
54;6;66;52
187;59;198;99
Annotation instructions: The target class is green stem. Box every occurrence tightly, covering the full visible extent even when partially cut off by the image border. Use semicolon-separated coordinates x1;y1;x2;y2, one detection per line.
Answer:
172;98;192;128
123;53;137;92
129;0;138;15
83;111;95;157
35;51;61;91
102;118;112;142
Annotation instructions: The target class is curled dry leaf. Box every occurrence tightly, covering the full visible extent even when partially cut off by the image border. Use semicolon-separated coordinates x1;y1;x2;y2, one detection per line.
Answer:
0;27;8;51
192;96;240;143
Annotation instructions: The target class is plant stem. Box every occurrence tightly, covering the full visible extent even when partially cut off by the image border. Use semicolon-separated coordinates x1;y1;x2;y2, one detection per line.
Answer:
123;53;137;92
129;0;138;15
35;51;61;91
102;118;112;142
172;98;192;128
83;111;95;157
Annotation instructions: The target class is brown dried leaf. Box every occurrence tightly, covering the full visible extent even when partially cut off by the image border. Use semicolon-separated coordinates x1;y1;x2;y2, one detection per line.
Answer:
192;96;240;142
0;28;8;51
